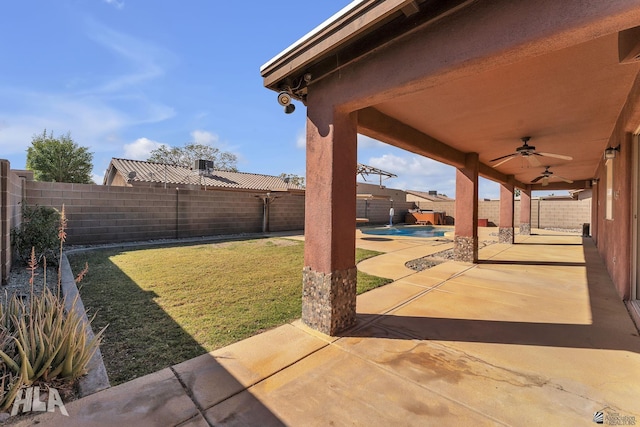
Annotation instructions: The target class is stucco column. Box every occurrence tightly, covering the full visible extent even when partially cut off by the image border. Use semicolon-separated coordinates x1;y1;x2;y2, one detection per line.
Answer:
302;106;357;335
519;187;531;235
454;153;479;263
499;179;515;244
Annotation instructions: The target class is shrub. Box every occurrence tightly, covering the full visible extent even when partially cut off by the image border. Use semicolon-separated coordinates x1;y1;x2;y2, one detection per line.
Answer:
11;205;61;265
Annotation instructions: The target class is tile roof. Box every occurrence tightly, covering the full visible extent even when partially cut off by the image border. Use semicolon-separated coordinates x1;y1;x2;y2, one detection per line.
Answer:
405;190;453;201
105;158;304;191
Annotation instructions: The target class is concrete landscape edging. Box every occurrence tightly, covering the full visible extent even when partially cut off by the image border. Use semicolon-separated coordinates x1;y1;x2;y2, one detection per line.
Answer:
59;254;111;397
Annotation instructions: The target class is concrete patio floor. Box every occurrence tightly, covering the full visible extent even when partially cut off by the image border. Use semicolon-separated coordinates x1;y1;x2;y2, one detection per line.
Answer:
9;228;640;426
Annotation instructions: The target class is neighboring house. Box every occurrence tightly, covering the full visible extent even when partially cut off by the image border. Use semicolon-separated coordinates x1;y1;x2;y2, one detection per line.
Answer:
103;158;305;193
569;189;593;201
405;190;454;203
356;181;407;202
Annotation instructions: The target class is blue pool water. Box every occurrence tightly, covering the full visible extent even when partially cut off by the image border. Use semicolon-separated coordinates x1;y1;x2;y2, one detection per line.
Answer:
362;225;448;238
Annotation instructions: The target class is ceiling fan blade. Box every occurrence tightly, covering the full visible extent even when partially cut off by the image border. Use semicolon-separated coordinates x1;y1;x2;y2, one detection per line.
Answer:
490;153;518;162
492;155;517;167
537;152;573;161
542;176;549;186
555;175;574;183
527;154;541;167
531;175;544;183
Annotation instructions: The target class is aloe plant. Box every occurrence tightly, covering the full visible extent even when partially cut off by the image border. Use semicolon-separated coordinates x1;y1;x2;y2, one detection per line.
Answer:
0;203;107;412
0;365;22;412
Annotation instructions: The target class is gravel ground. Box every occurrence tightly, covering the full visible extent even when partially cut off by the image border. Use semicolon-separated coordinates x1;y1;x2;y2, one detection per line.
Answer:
405;239;497;272
1;264;59;309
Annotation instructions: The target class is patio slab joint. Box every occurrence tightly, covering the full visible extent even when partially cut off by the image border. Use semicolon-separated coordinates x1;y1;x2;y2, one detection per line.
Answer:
170;366;211;426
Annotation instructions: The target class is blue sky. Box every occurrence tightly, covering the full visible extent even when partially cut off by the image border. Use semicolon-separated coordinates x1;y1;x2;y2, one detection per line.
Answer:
0;0;538;199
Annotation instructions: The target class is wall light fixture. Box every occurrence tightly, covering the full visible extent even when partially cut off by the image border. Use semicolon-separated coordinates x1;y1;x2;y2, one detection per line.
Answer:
604;145;620;160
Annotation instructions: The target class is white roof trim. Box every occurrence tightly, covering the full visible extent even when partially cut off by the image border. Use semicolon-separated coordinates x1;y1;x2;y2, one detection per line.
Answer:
260;0;367;73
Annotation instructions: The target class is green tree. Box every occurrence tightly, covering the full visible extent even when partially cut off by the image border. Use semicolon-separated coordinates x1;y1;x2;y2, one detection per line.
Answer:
278;173;305;188
26;130;94;183
148;142;238;172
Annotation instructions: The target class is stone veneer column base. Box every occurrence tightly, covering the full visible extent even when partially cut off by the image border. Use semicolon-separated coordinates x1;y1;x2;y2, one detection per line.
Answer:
454;236;478;263
302;266;357;335
519;223;531;235
499;227;514;243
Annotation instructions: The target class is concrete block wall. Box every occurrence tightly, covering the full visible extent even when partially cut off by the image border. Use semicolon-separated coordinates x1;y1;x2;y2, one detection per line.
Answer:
356;182;408;202
415;198;589;229
356;199;415;225
414;200;456;224
477;200;524;226
535;198;591;229
175;189;263;238
1;160;10;285
1;164;592;281
478;201;499;226
269;193;306;232
24;182;305;245
1;161;24;284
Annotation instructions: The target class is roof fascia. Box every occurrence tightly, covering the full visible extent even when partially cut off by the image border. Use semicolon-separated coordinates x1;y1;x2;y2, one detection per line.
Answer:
261;0;416;88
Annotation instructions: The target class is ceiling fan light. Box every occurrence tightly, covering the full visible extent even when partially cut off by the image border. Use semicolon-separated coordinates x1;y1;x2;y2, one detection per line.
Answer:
492;137;573;169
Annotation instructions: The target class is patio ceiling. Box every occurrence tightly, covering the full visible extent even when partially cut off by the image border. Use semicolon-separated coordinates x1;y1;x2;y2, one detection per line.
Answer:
370;32;640;188
262;0;640;190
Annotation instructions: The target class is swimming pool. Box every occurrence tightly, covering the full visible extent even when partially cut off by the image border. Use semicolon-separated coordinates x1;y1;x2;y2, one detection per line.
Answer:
361;225;449;238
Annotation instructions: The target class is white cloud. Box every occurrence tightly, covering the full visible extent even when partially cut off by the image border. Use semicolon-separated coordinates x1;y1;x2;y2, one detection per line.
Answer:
296;128;305;149
123;138;164;160
479;178;500;200
84;19;175;93
194;111;209;121
188;129;244;166
362;152;457;196
295;132;381;150
357;134;385;149
103;0;124;9
368;153;451;177
0;18;176;163
190;130;219;145
0;86;173;159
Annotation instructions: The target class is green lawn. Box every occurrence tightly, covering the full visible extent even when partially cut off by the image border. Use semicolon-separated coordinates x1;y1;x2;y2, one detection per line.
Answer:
69;237;390;385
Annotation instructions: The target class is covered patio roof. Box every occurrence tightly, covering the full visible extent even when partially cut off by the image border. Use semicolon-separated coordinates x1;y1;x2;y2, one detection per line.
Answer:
261;0;640;190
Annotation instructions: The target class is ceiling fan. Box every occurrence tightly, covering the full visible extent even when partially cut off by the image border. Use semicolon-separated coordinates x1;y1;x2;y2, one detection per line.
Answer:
531;166;574;187
490;136;573;167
